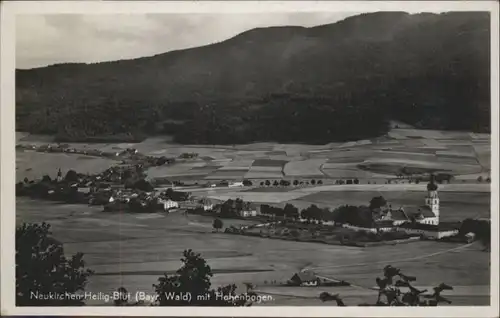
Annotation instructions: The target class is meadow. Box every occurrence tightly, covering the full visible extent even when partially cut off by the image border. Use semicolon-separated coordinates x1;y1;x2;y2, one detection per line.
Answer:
16;197;491;306
14;127;492;305
16;127;491;184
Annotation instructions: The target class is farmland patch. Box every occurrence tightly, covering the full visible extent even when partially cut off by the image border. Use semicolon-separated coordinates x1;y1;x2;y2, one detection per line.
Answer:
16;151;117;182
283;159;327;177
252;159;288;167
205;169;248;180
244;171;284;179
322;169;372;179
249;166;283;172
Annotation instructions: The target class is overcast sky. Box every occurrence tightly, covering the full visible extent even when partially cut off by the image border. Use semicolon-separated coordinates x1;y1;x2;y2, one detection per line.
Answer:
16;13;366;69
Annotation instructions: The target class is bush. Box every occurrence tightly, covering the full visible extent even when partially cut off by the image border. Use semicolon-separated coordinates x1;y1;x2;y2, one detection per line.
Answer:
153;250;252;306
16;222;93;305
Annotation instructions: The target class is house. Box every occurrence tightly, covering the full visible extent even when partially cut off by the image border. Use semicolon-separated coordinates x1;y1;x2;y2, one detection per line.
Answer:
374;220;395;232
465;232;476;243
158;198;179;211
239;203;259;217
199;198;214;211
397;222;459;239
289;272;320;287
77;187;91;194
382;208;410;226
402;206;439;225
218;180;229;187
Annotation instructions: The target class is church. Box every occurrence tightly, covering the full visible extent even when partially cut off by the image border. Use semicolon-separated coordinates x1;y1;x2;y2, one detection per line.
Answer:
379;176;441;226
377;176;459;239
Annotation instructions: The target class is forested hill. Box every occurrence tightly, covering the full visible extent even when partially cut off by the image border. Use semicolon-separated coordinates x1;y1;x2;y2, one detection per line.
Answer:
16;11;490;144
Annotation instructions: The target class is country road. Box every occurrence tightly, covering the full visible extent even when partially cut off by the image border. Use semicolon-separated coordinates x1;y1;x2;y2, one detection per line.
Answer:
177;183;490;194
302;242;476;272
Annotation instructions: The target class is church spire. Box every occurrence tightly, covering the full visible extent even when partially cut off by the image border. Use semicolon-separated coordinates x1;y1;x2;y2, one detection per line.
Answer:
427;174;438;191
56;168;62;182
425;173;440;225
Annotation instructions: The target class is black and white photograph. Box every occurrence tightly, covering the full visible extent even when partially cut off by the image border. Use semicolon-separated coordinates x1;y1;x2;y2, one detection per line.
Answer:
1;1;498;316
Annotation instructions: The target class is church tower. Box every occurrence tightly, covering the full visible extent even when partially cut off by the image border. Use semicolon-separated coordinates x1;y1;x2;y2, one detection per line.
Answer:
56;168;63;182
425;174;440;223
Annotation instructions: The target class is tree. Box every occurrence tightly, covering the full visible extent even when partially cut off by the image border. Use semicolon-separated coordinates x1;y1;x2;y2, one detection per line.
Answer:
293;180;299;186
213;218;223;232
234;198;244;212
321;208;335;223
333;205;374;228
242;179;253;186
273;180;279;187
369;196;387;210
243;282;254;293
64;169;79;182
459;218;490;251
153;250;250;306
283;203;299;220
317;180;323;185
303;204;322;222
41;175;52;183
132;179;154;192
477;176;483;182
325;265;454;306
16;222;93;306
265;180;271;186
353;178;360;184
311;179;316;185
260;181;264;186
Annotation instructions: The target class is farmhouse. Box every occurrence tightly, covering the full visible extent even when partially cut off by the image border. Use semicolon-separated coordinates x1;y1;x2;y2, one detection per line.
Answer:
199;198;215;211
158;198;179;211
239;203;260;217
342;219;395;233
288;272;320;287
397;222;459;239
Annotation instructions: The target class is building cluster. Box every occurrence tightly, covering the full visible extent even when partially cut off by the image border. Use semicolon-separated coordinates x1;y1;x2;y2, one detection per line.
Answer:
17;143;175;168
16;165;195;213
356;179;459;239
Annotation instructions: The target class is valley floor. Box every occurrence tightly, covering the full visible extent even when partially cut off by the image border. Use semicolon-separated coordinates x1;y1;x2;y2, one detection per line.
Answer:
16;197;491;306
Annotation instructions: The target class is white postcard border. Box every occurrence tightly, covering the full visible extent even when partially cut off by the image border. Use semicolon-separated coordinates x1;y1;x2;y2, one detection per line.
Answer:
1;1;499;317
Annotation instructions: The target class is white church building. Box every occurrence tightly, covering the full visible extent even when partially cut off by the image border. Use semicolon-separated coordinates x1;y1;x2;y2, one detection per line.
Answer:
380;178;441;226
379;177;459;239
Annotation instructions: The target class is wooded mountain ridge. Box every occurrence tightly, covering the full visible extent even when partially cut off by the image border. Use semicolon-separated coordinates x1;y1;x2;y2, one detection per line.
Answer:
16;11;490;144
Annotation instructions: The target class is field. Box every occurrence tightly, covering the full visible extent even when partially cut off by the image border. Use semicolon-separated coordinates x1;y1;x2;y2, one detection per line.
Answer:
16;151;118;182
14;127;492;305
16;197;491;306
16;127;491;183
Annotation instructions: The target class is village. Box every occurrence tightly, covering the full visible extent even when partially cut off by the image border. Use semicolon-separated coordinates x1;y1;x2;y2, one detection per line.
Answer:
15;142;489;250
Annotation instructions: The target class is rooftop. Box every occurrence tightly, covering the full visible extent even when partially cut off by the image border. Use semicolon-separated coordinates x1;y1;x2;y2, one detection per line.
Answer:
398;222;459;231
292;271;318;282
389;209;409;221
404;205;436;218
